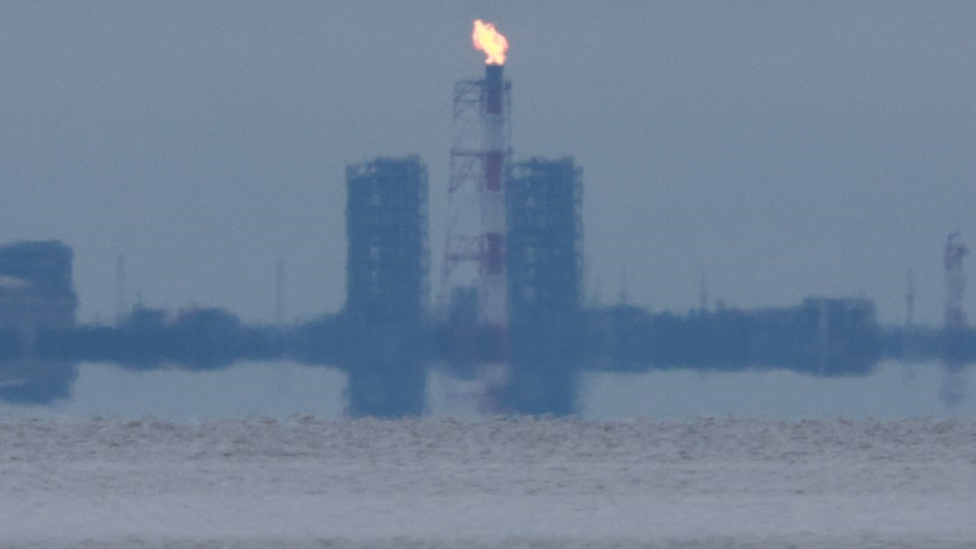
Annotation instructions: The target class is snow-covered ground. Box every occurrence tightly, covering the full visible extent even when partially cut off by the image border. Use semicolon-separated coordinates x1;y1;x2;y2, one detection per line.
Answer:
1;417;975;548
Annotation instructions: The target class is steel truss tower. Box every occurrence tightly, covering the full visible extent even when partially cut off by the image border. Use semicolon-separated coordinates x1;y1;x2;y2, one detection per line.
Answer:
440;65;512;410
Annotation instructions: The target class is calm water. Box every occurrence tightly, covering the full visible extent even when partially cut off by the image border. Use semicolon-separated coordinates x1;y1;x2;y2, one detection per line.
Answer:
0;360;972;420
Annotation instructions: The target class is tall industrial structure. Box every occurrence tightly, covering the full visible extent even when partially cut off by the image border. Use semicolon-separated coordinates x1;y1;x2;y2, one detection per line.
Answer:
0;241;78;342
942;232;968;407
275;256;286;326
944;233;967;329
440;21;512;410
506;158;583;321
0;240;79;403
344;156;429;416
504;157;584;414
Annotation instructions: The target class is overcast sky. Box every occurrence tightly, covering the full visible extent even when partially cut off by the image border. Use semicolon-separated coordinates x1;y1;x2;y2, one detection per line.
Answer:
1;1;975;326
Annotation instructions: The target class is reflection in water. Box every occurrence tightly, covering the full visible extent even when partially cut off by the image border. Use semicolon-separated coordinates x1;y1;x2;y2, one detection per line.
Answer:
0;360;971;420
583;360;976;419
0;359;77;404
940;363;968;410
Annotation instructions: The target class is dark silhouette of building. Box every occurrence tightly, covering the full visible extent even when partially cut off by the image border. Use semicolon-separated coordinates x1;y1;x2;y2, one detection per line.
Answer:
343;156;429;416
0;240;78;403
504;157;584;414
506;157;582;320
0;240;77;334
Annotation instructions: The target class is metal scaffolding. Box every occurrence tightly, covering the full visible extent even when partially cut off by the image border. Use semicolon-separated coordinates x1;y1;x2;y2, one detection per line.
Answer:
344;156;430;417
503;157;584;415
345;156;429;323
506;157;583;321
440;71;512;317
0;240;78;333
0;240;79;404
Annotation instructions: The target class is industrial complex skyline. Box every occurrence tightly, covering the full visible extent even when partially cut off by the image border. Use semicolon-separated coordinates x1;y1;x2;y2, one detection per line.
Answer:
0;30;965;415
0;30;916;414
1;3;975;328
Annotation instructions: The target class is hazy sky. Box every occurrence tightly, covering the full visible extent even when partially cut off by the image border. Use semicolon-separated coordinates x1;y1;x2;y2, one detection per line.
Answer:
2;1;975;326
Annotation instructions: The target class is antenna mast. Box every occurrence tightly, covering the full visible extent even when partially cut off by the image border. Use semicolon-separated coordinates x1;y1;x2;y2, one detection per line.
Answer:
905;269;915;330
275;256;286;326
115;254;127;324
698;270;709;312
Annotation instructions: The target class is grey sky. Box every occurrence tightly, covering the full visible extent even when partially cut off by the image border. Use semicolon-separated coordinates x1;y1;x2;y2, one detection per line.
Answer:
1;1;974;326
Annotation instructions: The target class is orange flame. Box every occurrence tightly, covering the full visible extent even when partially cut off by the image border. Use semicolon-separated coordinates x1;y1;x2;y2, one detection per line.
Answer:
472;19;508;65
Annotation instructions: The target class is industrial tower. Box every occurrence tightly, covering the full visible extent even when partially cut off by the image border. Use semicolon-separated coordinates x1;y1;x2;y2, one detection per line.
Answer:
345;156;429;416
440;21;512;410
942;232;968;407
505;157;584;414
0;240;79;403
944;232;967;329
506;157;583;322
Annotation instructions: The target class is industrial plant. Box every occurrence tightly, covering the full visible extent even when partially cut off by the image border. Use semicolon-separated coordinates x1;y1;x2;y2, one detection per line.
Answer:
0;21;972;414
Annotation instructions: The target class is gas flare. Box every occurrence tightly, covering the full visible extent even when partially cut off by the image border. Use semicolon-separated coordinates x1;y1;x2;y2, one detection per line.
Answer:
472;19;508;65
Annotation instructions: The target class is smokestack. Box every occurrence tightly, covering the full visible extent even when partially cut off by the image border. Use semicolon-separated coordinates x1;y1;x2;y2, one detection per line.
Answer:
484;65;505;194
440;20;512;413
480;58;508;322
485;64;504;115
